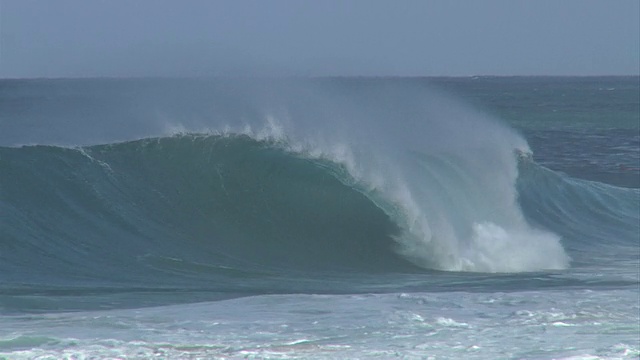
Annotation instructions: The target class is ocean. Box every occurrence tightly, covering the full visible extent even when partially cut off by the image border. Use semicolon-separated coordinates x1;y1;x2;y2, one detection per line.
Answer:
0;76;638;359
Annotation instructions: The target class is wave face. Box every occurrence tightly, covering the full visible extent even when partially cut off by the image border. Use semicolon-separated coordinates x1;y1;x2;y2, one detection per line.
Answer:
517;157;640;265
1;132;599;285
1;79;637;294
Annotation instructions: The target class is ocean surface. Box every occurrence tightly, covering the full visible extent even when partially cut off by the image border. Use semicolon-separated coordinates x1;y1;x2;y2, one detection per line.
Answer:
0;76;638;359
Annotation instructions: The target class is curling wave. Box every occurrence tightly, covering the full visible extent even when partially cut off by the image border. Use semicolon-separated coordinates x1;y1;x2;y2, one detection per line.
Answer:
2;131;616;290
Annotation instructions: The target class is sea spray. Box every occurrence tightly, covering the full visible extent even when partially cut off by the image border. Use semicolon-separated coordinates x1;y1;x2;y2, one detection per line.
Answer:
165;82;571;272
1;79;572;276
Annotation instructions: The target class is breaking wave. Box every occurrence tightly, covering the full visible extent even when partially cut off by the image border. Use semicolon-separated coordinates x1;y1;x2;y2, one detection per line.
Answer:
1;80;637;292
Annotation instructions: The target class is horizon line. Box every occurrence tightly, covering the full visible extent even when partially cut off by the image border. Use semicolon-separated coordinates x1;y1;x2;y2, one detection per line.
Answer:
0;74;638;81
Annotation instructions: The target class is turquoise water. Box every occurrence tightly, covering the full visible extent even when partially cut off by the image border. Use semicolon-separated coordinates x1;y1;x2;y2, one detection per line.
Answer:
0;77;638;359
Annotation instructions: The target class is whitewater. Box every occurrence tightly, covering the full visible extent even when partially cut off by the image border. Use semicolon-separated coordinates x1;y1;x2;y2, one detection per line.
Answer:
0;77;638;359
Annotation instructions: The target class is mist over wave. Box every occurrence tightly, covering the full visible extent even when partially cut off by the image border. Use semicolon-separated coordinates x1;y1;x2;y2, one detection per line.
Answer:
0;80;582;283
169;82;571;273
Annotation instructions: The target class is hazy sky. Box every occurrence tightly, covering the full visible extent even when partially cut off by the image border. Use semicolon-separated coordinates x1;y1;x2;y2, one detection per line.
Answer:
1;0;638;78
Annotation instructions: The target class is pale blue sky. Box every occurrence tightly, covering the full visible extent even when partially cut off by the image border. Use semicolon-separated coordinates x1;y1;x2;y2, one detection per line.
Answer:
1;0;638;77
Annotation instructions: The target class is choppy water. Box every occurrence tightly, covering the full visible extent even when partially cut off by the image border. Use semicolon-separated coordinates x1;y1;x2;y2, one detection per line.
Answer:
0;77;638;359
